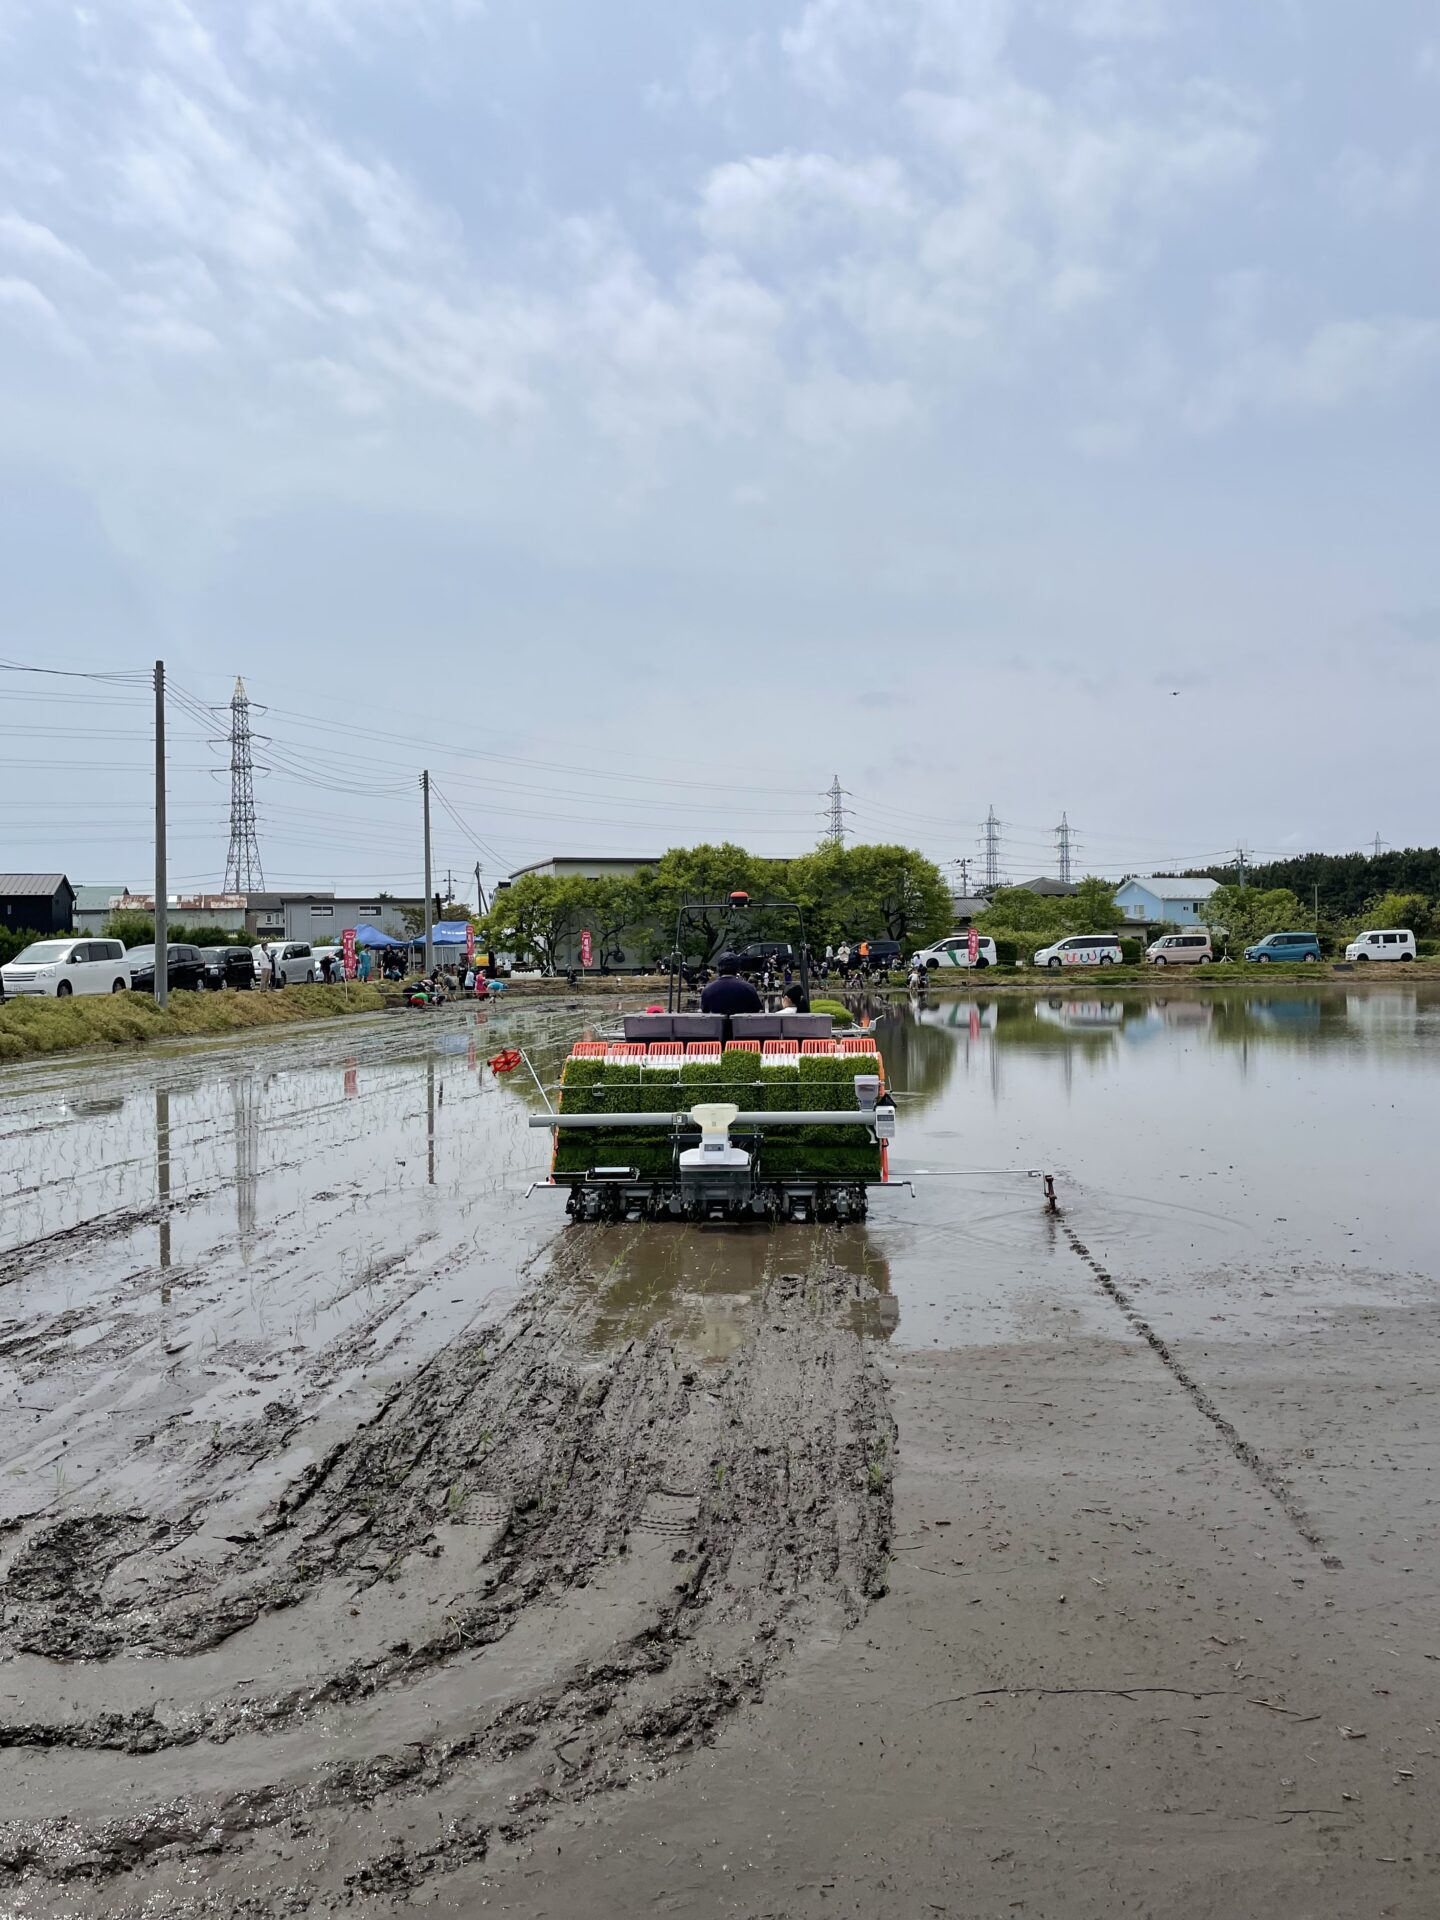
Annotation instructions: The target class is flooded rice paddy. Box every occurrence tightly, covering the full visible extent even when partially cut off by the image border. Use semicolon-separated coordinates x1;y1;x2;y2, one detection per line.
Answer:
1;984;1437;1916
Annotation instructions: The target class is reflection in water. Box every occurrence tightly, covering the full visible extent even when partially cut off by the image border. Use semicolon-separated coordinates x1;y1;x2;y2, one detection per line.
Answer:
574;1224;897;1360
155;1087;171;1272
232;1073;258;1243
427;1059;436;1187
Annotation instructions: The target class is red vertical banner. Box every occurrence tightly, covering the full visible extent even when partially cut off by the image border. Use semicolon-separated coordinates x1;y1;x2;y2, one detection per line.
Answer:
466;923;476;964
342;927;357;978
579;929;593;969
967;926;979;965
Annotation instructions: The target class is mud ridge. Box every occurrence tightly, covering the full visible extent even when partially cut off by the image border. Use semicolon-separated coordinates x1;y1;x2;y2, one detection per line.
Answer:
0;1253;894;1911
1061;1222;1341;1567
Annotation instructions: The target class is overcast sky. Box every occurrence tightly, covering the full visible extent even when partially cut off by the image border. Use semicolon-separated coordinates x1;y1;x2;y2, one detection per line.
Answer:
1;0;1436;899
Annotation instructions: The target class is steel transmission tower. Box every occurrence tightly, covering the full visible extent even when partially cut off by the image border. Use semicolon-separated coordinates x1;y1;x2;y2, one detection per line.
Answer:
981;805;1003;891
823;776;851;846
1055;812;1075;886
223;677;265;893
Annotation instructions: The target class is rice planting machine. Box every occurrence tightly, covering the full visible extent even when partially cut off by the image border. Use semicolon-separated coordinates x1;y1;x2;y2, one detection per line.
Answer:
526;893;898;1222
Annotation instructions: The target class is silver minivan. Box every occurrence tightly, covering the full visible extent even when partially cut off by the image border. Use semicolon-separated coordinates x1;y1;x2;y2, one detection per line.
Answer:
1146;932;1214;965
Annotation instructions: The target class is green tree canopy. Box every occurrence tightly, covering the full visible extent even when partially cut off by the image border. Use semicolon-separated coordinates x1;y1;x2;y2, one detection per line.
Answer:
1357;892;1432;935
1203;884;1308;945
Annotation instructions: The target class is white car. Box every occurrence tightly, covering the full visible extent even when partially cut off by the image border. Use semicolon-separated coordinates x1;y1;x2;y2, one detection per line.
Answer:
266;942;318;986
1345;928;1417;963
1033;933;1124;969
911;934;999;971
0;937;130;997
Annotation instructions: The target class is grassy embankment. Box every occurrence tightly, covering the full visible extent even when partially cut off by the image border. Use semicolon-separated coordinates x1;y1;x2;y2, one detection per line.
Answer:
0;984;392;1064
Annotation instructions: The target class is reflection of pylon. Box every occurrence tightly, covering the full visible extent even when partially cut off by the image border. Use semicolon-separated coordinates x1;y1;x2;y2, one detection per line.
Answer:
232;1074;258;1241
224;677;265;892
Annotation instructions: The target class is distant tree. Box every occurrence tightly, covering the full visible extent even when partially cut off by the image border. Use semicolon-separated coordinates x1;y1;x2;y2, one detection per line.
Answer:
481;873;590;972
1069;876;1124;932
975;888;1070;938
1204;884;1307;946
843;845;953;947
1357;891;1432;935
104;910;156;946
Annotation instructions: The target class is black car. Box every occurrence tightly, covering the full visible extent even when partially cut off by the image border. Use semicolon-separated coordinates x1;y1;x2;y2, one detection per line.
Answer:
737;942;796;971
200;946;257;991
126;943;206;993
862;940;904;969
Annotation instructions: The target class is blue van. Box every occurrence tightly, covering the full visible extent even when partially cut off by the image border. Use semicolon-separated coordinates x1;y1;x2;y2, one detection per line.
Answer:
1244;931;1322;964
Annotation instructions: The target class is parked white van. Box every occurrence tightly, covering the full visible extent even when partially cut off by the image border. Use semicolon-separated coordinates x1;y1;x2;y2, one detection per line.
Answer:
1033;933;1124;969
0;938;130;997
910;934;999;971
1345;928;1417;963
1146;931;1215;965
267;942;318;986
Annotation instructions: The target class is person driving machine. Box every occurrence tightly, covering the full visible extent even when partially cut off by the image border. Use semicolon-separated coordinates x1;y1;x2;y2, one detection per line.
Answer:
700;952;762;1017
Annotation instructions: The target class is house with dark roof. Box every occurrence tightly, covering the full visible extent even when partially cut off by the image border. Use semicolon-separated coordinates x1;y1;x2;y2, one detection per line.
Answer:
0;873;76;936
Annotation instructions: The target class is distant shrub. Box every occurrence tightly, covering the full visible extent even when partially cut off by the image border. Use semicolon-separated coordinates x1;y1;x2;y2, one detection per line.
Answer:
993;939;1018;967
1120;940;1144;965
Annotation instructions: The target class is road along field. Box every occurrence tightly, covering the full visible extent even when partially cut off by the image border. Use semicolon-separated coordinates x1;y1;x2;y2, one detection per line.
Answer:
1;988;1437;1915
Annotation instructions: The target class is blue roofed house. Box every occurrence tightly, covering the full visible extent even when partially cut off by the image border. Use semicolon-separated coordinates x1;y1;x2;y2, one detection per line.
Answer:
1113;876;1220;927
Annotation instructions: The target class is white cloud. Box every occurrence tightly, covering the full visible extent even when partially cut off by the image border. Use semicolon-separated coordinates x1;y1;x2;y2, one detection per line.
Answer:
0;271;81;352
0;210;95;273
698;152;914;250
1327;144;1429;219
784;368;916;445
1051;0;1177;40
1190;317;1440;428
781;0;1014;102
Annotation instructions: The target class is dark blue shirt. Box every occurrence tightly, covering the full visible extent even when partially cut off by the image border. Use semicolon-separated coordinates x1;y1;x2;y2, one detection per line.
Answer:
700;974;762;1015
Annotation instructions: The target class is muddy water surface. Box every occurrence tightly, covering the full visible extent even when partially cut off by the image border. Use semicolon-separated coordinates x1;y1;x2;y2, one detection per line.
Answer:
1;984;1437;1916
873;984;1440;1344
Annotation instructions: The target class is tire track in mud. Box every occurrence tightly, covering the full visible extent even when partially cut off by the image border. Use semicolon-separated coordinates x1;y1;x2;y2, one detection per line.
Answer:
0;1242;895;1914
1059;1220;1342;1567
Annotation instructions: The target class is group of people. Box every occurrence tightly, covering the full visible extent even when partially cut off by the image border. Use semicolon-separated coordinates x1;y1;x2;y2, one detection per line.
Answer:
816;943;894;986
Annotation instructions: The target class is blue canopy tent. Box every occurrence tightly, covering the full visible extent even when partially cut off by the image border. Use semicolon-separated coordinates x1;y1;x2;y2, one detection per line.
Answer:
354;924;404;948
411;921;472;948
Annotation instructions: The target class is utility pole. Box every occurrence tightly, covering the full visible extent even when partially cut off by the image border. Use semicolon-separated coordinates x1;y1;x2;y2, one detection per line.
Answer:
981;805;1003;892
1235;843;1247;891
422;770;433;976
955;857;972;895
1055;812;1074;887
154;659;168;1008
443;868;455;905
474;862;488;918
